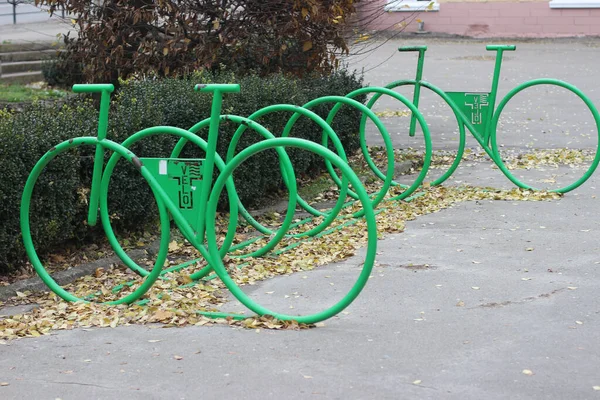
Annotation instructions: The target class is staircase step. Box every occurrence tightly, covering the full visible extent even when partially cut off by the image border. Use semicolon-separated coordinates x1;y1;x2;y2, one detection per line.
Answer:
0;71;44;84
1;60;44;75
0;42;58;54
0;50;60;63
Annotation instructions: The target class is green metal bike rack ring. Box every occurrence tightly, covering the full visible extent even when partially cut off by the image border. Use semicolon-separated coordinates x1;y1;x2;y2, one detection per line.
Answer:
385;44;600;191
21;81;426;322
489;78;600;193
204;137;377;324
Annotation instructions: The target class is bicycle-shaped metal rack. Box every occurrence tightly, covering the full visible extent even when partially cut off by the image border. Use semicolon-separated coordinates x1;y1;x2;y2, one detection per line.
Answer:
21;45;597;324
365;44;600;193
19;82;430;323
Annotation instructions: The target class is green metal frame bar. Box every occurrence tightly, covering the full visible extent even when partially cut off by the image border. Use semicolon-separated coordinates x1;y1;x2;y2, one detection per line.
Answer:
20;81;403;324
390;44;600;193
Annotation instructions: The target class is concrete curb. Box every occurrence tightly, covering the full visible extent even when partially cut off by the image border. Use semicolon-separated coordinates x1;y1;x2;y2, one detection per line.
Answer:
0;246;158;302
370;30;600;43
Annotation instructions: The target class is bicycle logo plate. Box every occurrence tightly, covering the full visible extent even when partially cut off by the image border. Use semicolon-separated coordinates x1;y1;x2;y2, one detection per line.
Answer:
140;158;204;227
446;92;491;138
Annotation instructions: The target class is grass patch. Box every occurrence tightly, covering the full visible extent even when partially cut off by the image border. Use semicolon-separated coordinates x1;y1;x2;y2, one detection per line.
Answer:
0;83;67;103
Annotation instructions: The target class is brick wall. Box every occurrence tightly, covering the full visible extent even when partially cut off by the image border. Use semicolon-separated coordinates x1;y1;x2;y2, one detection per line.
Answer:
366;1;600;37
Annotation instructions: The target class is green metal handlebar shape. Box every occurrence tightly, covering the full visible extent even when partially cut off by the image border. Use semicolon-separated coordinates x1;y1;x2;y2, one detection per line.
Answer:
485;44;516;51
398;45;427;53
72;83;115;93
195;83;241;93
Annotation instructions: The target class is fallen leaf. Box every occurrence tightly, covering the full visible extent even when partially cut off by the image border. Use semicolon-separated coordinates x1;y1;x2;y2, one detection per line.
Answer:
522;369;533;376
412;380;422;385
471;287;480;290
593;386;600;391
0;382;8;386
576;321;583;325
148;340;162;343
456;300;465;307
173;355;183;360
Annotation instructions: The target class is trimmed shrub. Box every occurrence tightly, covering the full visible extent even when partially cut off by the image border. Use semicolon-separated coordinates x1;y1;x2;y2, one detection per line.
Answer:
42;51;85;88
0;70;364;274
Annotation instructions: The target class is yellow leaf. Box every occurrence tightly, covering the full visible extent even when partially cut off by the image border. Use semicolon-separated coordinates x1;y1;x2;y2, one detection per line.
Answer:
301;7;308;18
522;369;533;376
212;19;220;29
302;41;313;52
163;47;169;56
168;241;180;252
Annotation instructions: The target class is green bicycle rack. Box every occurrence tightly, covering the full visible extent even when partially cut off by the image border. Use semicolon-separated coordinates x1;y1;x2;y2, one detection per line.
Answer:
20;82;431;324
364;44;600;192
22;44;596;324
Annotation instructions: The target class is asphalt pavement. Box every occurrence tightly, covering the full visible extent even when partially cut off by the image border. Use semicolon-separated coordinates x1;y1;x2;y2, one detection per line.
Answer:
1;30;600;399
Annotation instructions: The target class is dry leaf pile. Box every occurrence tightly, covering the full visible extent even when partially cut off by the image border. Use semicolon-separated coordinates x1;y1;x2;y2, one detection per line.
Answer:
361;147;594;171
0;179;562;340
2;141;576;340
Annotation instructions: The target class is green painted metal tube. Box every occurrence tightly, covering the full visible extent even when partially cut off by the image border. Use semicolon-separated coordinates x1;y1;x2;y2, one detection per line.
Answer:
86;88;112;227
226;105;350;238
172;115;300;259
20;137;169;304
100;125;240;276
489;78;600;193
204;137;378;324
327;87;432;203
364;80;465;187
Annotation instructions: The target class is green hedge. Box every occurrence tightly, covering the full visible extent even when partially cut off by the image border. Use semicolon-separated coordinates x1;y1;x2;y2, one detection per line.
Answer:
0;70;365;274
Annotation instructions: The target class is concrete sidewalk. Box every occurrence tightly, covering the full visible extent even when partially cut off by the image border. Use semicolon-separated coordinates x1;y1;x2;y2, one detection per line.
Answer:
1;37;600;399
0;19;75;47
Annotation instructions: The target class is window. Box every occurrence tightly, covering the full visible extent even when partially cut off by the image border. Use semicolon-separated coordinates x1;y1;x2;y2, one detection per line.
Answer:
549;0;600;8
384;0;440;12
